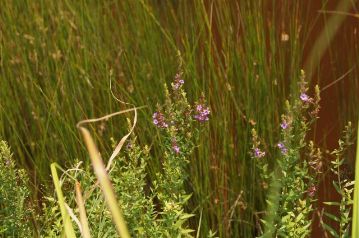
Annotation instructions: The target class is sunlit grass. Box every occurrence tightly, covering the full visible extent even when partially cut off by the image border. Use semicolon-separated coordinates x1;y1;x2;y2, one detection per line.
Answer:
352;122;359;238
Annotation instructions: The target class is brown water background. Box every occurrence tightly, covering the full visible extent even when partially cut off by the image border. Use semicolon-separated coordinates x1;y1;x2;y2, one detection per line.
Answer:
302;1;358;236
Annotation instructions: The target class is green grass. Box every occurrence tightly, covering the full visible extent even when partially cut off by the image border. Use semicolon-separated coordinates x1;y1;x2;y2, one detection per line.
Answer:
352;121;359;238
50;163;76;238
0;0;358;237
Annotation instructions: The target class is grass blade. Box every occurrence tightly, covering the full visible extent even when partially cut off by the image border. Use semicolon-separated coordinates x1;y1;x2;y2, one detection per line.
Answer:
78;126;131;238
75;181;92;238
50;163;76;238
352;120;359;238
304;0;352;80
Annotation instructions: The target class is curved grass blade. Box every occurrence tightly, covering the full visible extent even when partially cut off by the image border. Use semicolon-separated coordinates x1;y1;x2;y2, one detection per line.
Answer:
78;126;131;238
76;106;145;171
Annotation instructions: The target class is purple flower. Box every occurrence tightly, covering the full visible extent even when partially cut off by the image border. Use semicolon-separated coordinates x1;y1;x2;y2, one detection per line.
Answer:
172;145;180;154
300;93;310;102
277;142;288;154
194;103;210;122
172;73;185;90
126;142;133;150
280;121;288;130
171;138;180;154
254;148;265;158
152;111;168;128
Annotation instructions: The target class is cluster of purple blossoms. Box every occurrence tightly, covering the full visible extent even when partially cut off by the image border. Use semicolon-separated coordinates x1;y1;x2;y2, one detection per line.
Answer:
194;104;210;122
254;148;265;158
280;120;288;130
152;111;168;128
300;92;310;102
277;142;288;154
172;73;185;90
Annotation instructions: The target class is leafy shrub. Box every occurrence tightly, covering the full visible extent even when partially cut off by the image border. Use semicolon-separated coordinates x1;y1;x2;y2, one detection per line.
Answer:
41;61;210;237
0;140;32;237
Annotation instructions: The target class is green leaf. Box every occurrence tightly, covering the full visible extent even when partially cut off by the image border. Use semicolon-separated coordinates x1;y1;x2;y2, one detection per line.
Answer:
295;213;304;223
180;213;195;220
323;202;341;206
322;223;339;238
181;228;195;234
323;212;340;222
332;181;342;194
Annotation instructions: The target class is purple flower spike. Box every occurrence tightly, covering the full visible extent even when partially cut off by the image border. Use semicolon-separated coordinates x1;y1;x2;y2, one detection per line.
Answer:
152;111;168;128
300;93;310;102
172;73;185;90
254;148;265;158
194;103;210;122
277;142;288;154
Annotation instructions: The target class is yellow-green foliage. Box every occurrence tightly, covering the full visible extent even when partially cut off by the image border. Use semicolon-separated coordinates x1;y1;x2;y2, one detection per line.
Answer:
0;141;32;237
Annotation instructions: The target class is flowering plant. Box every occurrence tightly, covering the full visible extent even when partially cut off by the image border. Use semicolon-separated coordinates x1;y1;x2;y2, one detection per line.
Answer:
40;58;211;237
252;70;322;237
